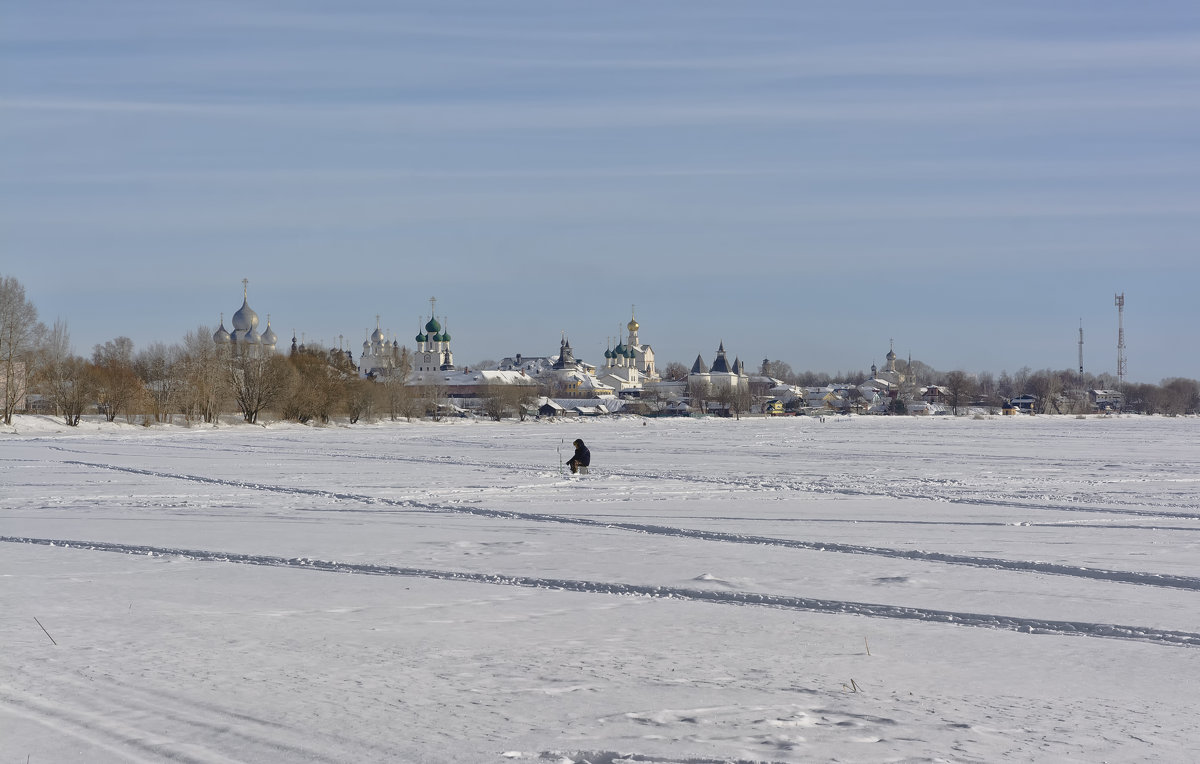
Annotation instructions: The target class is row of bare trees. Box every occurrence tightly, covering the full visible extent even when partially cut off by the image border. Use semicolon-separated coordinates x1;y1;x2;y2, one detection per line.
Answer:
663;354;1200;417
931;367;1197;415
5;273;1199;426
479;383;538;421
0;272;432;426
9;314;553;427
686;379;754;418
25;331;425;427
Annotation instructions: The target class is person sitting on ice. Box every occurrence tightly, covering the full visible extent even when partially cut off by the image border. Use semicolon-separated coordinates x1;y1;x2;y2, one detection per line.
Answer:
566;439;591;474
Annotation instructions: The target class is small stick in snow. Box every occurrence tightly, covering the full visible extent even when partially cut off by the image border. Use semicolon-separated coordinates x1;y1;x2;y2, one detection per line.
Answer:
34;617;57;646
865;636;871;656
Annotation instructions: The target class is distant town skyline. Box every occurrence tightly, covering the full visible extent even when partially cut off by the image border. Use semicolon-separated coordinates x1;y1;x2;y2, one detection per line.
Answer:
4;2;1198;383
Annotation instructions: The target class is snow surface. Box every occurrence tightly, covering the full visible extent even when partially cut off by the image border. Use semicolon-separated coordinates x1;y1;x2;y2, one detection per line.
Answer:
2;413;1198;763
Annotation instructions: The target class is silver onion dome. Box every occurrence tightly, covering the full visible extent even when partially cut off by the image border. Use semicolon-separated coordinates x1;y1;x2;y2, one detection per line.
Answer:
232;297;259;333
260;318;278;348
213;315;231;344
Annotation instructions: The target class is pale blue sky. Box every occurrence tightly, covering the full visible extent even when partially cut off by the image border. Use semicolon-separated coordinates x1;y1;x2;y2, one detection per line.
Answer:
3;1;1197;382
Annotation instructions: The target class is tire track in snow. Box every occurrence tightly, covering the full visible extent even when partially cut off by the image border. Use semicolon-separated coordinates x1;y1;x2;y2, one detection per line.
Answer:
4;535;1198;649
51;444;1200;519
57;459;1200;592
0;684;355;764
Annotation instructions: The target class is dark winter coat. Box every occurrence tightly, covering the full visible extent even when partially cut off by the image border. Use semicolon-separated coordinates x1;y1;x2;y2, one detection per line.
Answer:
567;440;591;467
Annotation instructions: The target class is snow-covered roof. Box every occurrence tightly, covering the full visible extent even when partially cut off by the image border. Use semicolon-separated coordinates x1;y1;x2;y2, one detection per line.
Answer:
559;372;615;392
407;368;536;387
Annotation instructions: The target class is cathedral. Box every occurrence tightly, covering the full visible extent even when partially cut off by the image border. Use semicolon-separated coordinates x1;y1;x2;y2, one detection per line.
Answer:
410;298;456;382
213;279;277;356
870;340;906;392
358;316;404;377
596;308;658;391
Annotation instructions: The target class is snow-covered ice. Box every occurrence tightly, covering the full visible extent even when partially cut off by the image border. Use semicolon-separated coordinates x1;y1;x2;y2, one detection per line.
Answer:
2;414;1198;762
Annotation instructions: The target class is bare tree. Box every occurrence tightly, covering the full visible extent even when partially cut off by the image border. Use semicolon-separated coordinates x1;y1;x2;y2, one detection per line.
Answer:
996;370;1015;401
761;359;795;383
179;327;228;424
134;343;186;423
398;381;424;422
92;337;142;422
660;361;689;381
380;347;414;421
1093;372;1120;390
382;373;413;421
480;383;509;421
1160;377;1200;415
281;350;340;423
729;384;753;420
229;352;295;424
0;275;44;424
509;383;537;421
35;319;93;425
794;370;831;387
976;371;995;402
344;378;377;424
943;370;976;415
1012;367;1032;398
688;379;711;415
1122;382;1161;414
1024;369;1062;414
421;377;449;421
93;337;134;365
639;381;670;416
41;355;97;426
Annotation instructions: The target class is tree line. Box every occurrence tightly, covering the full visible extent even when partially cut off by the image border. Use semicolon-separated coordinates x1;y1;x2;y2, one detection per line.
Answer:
3;275;1197;426
655;355;1199;416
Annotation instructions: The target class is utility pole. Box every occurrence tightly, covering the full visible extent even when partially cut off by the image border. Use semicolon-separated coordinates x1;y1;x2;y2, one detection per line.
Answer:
1114;293;1127;388
1078;319;1084;390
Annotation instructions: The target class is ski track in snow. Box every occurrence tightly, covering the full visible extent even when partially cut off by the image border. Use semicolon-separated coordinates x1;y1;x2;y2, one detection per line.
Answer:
51;458;1200;593
4;535;1198;649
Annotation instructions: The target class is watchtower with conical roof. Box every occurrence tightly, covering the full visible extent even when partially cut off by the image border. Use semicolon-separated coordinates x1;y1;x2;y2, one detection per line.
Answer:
687;340;748;398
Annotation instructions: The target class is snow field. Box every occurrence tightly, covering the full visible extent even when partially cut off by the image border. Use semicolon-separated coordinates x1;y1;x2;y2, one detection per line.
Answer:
2;413;1198;762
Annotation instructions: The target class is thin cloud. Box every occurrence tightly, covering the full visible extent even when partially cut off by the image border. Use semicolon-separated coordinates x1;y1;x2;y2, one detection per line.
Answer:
3;86;1194;132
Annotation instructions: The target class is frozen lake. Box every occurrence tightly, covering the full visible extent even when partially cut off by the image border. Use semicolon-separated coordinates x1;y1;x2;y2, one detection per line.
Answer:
3;414;1198;762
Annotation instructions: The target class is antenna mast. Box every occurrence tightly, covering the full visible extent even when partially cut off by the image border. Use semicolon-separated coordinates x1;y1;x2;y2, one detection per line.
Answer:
1114;293;1126;387
1078;319;1084;389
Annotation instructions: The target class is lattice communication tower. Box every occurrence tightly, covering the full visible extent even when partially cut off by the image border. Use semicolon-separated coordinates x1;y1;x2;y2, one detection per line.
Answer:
1114;293;1127;387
